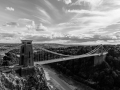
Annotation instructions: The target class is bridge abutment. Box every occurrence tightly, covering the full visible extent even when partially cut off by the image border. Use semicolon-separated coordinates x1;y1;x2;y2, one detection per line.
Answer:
94;54;106;66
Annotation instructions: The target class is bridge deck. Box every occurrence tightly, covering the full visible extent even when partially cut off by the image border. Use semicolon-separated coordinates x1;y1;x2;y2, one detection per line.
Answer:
34;52;108;65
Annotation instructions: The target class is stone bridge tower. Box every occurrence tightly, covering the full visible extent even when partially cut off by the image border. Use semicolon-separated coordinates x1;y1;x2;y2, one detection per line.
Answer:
20;40;34;67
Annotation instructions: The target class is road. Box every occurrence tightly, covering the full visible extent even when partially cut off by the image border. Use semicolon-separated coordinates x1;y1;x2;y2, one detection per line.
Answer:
42;65;75;90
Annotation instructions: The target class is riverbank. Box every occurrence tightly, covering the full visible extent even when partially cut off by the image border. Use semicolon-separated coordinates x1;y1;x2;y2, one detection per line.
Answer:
42;65;76;90
42;65;94;90
59;74;94;90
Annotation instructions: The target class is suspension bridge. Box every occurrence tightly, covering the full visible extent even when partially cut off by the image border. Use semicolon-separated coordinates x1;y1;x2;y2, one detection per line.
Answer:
0;40;108;66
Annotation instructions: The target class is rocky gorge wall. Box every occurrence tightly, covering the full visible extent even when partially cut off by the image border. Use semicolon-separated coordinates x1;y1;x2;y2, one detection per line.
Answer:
0;65;50;90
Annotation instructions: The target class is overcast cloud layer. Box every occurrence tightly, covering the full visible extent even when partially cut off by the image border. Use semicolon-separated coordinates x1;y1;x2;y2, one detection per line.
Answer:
0;0;120;44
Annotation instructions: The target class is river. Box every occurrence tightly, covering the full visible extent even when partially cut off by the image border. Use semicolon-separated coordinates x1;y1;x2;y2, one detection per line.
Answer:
42;65;94;90
42;65;76;90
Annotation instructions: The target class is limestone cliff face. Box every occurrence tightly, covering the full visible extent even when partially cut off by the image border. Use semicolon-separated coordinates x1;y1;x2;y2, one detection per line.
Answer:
0;66;49;90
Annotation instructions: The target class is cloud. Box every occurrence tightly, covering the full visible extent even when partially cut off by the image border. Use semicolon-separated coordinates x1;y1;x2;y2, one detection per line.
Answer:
64;1;120;37
67;9;105;15
20;32;120;44
44;0;57;10
24;34;52;42
0;33;16;38
18;18;35;30
58;0;72;4
71;0;103;10
64;0;72;4
39;18;51;24
98;0;120;11
34;15;51;24
1;0;120;44
36;7;53;24
44;0;61;19
58;34;119;44
36;23;47;31
18;0;120;44
18;18;34;24
3;22;19;27
37;7;51;20
18;18;49;32
5;7;14;11
0;32;21;43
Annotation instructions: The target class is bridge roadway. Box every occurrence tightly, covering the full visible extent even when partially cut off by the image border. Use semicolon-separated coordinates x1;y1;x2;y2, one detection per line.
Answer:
34;52;108;65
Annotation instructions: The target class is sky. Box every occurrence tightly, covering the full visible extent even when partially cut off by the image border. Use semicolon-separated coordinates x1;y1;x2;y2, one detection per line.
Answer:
1;0;120;44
